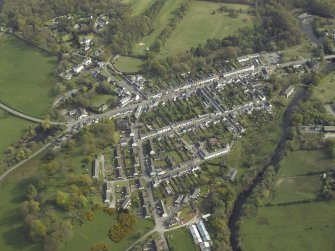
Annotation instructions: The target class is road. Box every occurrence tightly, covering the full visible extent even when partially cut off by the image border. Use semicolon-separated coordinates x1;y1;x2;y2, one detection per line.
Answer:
0;102;66;125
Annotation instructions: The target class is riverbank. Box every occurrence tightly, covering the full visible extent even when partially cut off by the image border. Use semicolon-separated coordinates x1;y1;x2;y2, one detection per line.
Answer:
228;87;309;251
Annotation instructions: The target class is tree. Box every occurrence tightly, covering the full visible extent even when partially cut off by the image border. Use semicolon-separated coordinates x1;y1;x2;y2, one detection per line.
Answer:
41;118;51;132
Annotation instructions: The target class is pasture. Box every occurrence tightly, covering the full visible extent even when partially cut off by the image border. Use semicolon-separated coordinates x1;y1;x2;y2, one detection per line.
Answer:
0;34;57;117
160;2;255;56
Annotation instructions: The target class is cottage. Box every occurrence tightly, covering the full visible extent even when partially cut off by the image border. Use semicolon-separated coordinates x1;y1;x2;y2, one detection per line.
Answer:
283;85;295;99
158;200;168;217
116;118;130;130
73;64;84;74
190;188;200;200
121;197;131;209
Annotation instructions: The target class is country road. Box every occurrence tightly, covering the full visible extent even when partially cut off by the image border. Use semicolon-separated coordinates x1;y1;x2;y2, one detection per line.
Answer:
0;102;66;125
0;142;52;182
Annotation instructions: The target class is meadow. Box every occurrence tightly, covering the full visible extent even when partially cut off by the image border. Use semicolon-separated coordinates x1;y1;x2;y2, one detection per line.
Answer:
0;34;57;117
0;111;33;161
241;150;335;251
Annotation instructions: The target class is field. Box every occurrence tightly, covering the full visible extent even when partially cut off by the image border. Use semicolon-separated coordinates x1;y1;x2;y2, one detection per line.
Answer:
278;150;333;176
241;150;335;251
123;0;155;16
0;34;57;117
241;200;335;251
165;227;200;251
0;111;33;160
312;71;335;104
160;2;255;56
63;211;154;251
114;56;144;73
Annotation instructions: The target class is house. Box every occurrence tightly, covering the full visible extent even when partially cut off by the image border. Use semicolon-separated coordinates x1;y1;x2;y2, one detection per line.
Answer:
225;168;238;182
143;205;150;219
116;118;130;130
182;195;190;204
122;186;130;197
196;220;211;242
121;197;131;209
152;177;160;187
158;200;168;217
76;108;88;120
73;64;84;74
148;158;156;177
175;195;184;205
104;182;112;204
324;125;335;133
119;96;132;107
200;242;211;251
136;179;144;190
283;85;295;99
120;138;128;147
83;57;92;66
138;191;146;206
189;225;202;244
260;68;269;80
93;155;105;179
190;188;200;200
98;104;108;113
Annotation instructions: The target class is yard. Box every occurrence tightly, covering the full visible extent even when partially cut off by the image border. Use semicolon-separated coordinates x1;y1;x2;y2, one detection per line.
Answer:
159;2;255;56
113;56;144;73
165;227;200;251
0;34;57;117
0;112;34;161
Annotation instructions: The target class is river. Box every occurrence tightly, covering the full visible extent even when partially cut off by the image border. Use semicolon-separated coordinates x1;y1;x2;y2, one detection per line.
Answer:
297;15;324;46
228;87;309;251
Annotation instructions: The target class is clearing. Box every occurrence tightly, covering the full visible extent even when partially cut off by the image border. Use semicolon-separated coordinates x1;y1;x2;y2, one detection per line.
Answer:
160;2;255;56
114;56;144;73
0;34;57;117
122;0;155;16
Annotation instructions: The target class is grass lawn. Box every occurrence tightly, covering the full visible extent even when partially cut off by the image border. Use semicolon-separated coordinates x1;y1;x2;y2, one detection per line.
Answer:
0;34;57;117
165;227;200;251
113;56;144;73
241;200;335;251
312;71;335;104
132;0;185;55
279;150;333;176
63;210;154;251
122;0;155;16
159;2;255;56
281;40;314;62
0;112;34;161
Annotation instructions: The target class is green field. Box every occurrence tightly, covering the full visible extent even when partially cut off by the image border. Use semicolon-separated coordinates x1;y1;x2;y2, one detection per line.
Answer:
123;0;155;16
160;2;255;56
0;111;33;160
165;227;199;251
132;0;185;55
63;211;154;251
312;71;335;104
241;150;335;251
0;34;57;117
114;56;144;73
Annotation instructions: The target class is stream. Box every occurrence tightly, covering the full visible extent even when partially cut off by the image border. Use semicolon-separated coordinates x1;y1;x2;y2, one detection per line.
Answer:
228;87;309;251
